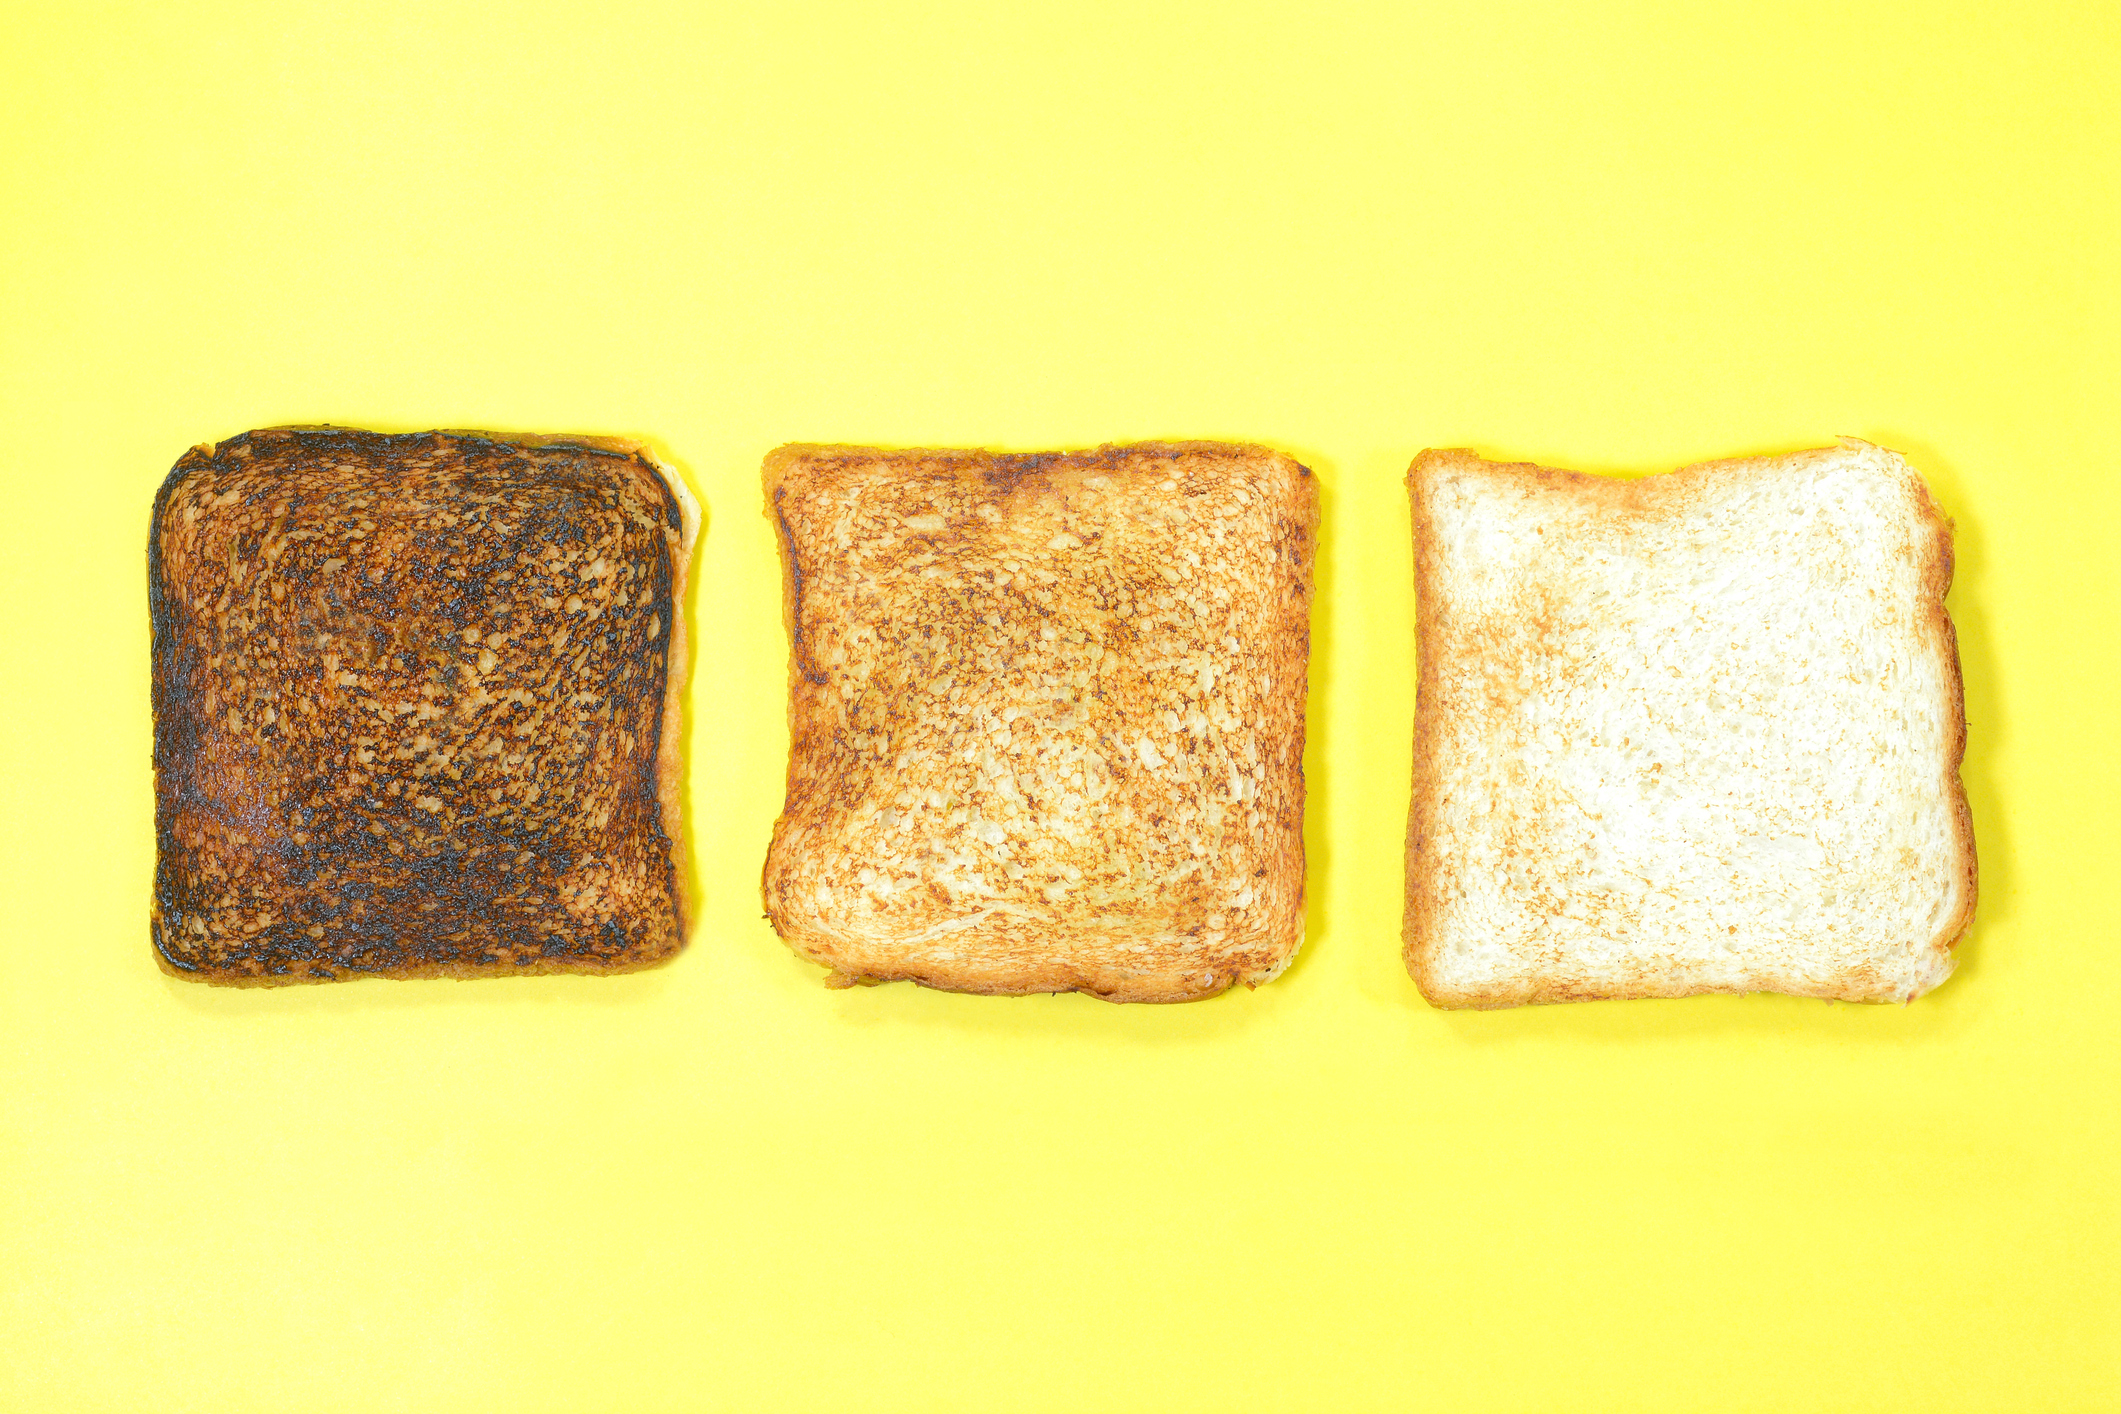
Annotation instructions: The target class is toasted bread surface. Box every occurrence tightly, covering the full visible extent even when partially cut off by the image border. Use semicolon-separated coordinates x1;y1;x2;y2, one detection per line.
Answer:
1405;440;1975;1007
150;427;697;984
763;441;1316;1002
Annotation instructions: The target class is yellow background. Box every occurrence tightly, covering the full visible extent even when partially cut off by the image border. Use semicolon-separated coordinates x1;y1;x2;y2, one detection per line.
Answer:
4;1;2117;1408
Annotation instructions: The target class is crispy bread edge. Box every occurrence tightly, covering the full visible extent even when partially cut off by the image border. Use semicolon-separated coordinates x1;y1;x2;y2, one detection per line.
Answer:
760;441;1315;1002
148;427;695;985
148;443;210;983
151;948;678;986
1879;441;1979;979
1403;449;1490;1007
1402;442;1976;1009
640;448;701;938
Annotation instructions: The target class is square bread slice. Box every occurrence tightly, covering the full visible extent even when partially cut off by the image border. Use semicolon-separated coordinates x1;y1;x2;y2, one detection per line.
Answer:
150;427;699;984
1405;439;1975;1007
762;441;1317;1002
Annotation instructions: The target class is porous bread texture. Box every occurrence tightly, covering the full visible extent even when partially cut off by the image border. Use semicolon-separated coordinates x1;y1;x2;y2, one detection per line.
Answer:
1405;439;1975;1007
763;441;1316;1003
150;427;697;985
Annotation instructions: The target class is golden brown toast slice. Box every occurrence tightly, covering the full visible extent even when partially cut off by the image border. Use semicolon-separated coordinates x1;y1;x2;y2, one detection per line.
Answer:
150;427;698;984
763;441;1316;1002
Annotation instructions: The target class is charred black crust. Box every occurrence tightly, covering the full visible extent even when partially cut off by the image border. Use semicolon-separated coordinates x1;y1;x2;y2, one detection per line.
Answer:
149;427;686;984
772;487;828;688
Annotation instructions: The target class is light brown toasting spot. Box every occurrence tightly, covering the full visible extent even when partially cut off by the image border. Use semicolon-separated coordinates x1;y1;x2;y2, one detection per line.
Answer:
763;441;1316;1003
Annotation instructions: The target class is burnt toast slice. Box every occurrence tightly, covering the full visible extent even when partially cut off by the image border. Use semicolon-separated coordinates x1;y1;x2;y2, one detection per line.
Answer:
762;441;1316;1003
149;427;698;984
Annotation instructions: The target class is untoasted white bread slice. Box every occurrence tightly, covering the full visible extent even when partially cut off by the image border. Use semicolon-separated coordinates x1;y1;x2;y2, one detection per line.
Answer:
763;442;1316;1003
1405;439;1975;1007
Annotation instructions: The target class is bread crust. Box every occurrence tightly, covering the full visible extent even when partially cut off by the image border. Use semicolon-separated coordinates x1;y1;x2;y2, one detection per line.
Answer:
1404;440;1975;1007
1402;451;1455;1006
762;441;1315;1002
1905;464;1980;966
150;427;695;984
